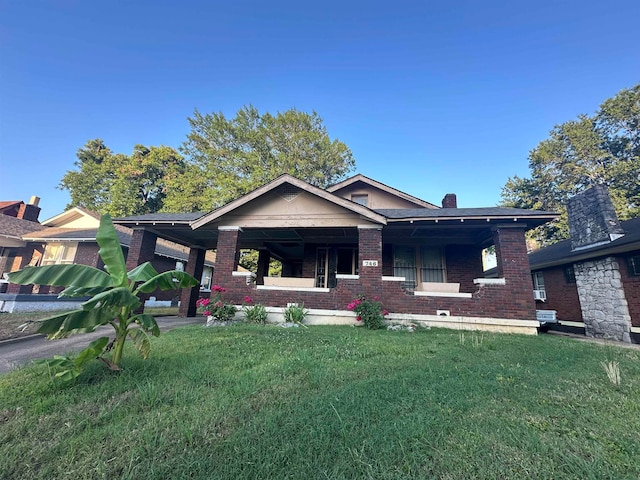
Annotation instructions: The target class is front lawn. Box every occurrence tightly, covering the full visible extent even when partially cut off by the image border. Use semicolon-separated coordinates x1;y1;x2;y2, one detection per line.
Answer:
1;325;639;479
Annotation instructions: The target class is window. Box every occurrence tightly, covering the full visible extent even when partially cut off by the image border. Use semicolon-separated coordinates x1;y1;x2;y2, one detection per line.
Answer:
201;266;213;291
627;255;640;276
532;272;546;300
420;247;445;282
351;194;368;207
41;243;77;266
564;265;576;283
393;246;417;288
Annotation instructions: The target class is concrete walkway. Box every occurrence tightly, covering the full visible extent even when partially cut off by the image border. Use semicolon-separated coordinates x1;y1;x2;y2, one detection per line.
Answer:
0;316;204;374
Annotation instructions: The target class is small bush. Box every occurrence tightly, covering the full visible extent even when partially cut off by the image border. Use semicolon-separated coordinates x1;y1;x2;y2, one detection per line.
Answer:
284;303;307;325
347;295;388;329
243;300;268;325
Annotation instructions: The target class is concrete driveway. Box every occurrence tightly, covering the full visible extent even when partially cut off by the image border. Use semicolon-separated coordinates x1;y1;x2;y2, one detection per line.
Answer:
0;316;204;374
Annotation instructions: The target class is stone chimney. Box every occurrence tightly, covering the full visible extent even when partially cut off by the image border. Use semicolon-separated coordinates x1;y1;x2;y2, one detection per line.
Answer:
442;193;457;208
17;196;41;222
566;185;623;251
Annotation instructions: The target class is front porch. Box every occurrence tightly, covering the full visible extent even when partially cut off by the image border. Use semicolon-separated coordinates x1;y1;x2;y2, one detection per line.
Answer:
115;174;556;334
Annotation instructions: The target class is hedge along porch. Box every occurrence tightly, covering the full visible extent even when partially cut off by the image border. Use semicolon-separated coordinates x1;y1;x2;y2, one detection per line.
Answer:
115;174;557;334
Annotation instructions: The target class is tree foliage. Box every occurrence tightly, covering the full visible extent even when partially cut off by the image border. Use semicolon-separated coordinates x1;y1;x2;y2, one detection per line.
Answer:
8;214;198;381
501;83;640;245
59;140;186;217
162;105;356;212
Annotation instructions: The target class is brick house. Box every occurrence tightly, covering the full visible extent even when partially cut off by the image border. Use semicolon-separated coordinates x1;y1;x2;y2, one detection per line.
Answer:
0;204;215;310
116;174;557;334
529;186;640;343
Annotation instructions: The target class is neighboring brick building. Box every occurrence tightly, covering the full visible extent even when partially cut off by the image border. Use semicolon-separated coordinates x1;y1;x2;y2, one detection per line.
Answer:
116;174;558;334
0;205;215;308
529;186;640;343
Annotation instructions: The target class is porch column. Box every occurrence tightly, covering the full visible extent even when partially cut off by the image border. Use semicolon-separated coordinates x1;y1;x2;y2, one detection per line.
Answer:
125;229;157;270
358;225;383;296
493;225;536;319
6;244;44;294
126;229;157;314
179;247;206;317
256;249;270;285
212;226;241;285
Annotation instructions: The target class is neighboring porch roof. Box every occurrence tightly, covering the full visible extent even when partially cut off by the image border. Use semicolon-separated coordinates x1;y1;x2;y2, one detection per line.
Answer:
529;216;640;270
0;215;44;248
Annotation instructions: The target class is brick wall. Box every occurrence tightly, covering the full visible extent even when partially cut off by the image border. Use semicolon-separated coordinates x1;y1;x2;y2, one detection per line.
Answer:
74;243;101;268
534;266;582;322
445;245;483;293
202;224;536;321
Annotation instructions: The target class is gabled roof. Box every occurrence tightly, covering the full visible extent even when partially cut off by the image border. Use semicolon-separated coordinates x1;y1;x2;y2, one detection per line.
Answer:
0;201;23;216
378;207;558;220
327;174;439;209
41;206;101;227
191;174;387;229
529;217;640;270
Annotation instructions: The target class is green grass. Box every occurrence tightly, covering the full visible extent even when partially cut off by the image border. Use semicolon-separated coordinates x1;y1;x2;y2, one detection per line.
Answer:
1;325;639;479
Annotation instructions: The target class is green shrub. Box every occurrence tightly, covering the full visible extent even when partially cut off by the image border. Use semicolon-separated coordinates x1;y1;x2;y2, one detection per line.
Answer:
244;303;268;325
347;295;388;329
283;303;307;325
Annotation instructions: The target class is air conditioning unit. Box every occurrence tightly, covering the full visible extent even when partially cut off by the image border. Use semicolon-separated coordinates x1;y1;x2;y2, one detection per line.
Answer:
533;290;546;301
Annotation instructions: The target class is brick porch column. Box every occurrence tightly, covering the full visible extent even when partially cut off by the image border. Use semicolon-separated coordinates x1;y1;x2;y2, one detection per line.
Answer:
212;226;241;285
493;225;536;319
126;229;157;270
126;229;157;313
358;225;383;296
179;247;206;317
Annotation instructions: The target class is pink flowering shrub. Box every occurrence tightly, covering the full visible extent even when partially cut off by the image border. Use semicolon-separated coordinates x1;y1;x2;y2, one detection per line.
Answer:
197;285;236;321
347;295;388;330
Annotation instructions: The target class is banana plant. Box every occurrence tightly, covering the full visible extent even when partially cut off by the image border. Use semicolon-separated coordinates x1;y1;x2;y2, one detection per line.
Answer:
8;214;199;380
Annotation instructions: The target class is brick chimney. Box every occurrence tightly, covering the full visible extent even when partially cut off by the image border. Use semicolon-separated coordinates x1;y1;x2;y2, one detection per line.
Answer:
17;196;41;222
567;185;624;251
442;193;457;208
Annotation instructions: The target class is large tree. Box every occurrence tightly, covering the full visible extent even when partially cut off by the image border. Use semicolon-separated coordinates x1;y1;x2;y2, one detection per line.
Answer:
162;105;356;212
60;140;185;217
501;83;640;245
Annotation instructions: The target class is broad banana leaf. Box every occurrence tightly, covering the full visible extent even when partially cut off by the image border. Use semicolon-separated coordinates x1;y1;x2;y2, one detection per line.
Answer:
131;313;161;336
82;287;141;311
135;270;198;294
58;285;111;298
74;337;109;366
127;262;160;283
8;264;113;288
127;328;151;359
96;214;128;288
36;308;116;337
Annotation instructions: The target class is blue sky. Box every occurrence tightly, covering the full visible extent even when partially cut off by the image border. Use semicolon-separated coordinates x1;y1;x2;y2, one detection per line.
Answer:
1;0;639;220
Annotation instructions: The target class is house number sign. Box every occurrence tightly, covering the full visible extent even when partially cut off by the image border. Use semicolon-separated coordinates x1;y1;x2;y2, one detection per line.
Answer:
362;260;378;267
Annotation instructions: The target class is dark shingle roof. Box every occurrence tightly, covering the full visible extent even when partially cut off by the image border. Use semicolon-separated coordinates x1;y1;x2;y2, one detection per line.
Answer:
529;217;640;269
0;215;45;238
375;207;558;219
114;212;206;223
